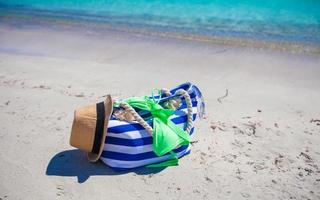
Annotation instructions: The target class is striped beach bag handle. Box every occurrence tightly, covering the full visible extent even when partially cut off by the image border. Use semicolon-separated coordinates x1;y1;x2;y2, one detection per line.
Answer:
118;88;193;136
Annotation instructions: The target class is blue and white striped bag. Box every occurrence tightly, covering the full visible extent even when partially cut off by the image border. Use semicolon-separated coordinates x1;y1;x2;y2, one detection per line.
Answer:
100;82;205;170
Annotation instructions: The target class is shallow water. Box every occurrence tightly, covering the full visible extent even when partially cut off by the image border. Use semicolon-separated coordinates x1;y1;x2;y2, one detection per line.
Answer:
1;0;320;45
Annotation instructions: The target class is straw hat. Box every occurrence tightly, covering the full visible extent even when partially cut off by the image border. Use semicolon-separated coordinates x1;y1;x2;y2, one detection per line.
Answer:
70;95;113;162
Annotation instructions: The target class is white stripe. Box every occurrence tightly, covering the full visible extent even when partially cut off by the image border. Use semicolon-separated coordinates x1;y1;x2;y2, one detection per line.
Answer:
100;147;191;169
107;130;150;139
103;144;153;154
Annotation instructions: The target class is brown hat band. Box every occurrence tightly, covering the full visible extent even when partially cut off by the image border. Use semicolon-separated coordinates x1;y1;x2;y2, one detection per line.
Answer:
92;101;105;154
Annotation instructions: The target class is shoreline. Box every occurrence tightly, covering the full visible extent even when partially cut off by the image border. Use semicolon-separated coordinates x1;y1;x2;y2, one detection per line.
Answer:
1;11;320;55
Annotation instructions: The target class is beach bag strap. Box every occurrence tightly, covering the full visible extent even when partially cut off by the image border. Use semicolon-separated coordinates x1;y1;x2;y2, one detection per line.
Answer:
119;88;193;136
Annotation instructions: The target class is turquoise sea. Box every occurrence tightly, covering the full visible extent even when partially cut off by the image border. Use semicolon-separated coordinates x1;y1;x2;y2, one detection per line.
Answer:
0;0;320;46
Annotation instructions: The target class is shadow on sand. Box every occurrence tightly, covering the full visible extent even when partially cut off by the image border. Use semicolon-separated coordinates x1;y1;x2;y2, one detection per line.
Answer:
46;149;164;183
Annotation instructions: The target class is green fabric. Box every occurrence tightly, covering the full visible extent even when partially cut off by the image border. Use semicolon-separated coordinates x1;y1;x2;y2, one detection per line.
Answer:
146;159;178;168
147;151;178;168
122;95;190;167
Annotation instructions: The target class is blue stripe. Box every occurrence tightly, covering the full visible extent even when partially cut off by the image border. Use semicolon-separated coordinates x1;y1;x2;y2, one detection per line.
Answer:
189;127;195;135
105;136;152;146
108;122;144;132
107;114;197;134
102;145;189;161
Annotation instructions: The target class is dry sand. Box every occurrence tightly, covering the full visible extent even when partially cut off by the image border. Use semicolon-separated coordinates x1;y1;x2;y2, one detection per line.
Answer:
0;24;320;200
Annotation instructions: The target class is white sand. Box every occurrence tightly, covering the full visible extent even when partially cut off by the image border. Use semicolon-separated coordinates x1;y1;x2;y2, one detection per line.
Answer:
0;24;320;200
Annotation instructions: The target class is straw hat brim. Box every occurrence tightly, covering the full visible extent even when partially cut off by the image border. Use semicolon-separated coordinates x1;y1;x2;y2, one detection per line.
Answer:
87;95;113;162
